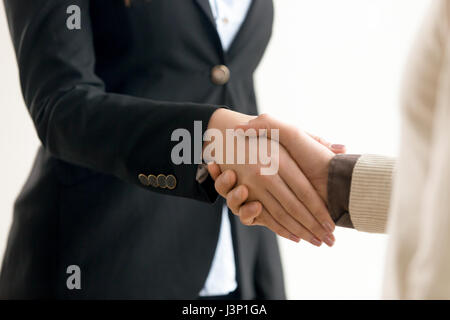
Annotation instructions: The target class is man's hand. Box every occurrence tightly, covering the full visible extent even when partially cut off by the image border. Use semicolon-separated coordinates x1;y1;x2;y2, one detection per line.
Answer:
207;113;345;245
205;110;337;247
236;114;342;202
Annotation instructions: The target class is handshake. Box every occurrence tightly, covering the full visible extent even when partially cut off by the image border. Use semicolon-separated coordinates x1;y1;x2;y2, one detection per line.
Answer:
204;109;346;247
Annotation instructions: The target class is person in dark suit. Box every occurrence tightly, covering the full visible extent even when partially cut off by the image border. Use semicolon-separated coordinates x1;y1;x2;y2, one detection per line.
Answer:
0;0;336;299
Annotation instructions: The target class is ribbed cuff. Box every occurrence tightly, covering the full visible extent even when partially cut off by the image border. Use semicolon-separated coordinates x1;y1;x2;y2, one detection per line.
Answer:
349;154;396;233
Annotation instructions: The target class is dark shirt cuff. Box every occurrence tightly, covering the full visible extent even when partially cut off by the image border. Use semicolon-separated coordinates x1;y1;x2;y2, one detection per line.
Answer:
327;154;361;229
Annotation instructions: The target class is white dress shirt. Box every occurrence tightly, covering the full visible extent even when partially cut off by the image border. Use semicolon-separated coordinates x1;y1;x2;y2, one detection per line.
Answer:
198;0;253;297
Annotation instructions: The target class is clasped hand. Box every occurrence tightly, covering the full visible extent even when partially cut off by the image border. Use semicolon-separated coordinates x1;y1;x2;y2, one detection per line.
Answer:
205;110;345;247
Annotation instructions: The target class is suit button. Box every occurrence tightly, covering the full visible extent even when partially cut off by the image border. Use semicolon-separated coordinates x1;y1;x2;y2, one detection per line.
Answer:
166;175;177;190
148;175;158;188
157;174;167;189
211;65;230;85
138;174;150;186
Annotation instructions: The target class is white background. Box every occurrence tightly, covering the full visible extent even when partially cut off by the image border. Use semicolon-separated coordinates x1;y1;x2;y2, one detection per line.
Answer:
0;0;431;299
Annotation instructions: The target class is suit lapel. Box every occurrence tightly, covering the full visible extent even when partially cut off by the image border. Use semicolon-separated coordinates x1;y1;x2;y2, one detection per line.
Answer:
194;0;216;27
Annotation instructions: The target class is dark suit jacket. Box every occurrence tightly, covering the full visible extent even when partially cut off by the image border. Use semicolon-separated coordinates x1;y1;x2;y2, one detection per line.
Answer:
0;0;285;299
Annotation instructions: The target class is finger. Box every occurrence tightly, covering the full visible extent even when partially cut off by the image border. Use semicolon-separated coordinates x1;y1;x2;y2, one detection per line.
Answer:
307;133;347;155
307;132;331;149
261;190;323;247
267;173;335;247
330;144;347;154
207;162;222;181
226;184;249;215
279;156;336;246
236;115;334;163
235;114;282;140
238;201;262;225
214;170;237;198
253;208;301;243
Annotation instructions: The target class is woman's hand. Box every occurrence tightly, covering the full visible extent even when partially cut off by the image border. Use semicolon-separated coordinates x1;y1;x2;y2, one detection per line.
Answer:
205;109;336;247
207;113;346;245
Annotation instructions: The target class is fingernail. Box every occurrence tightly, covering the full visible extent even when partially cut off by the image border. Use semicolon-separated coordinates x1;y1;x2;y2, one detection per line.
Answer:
322;222;334;233
289;235;301;243
324;234;335;247
331;144;345;150
311;237;322;247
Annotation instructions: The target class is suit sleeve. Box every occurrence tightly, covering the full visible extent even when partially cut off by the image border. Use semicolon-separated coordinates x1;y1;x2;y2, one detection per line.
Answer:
3;0;220;202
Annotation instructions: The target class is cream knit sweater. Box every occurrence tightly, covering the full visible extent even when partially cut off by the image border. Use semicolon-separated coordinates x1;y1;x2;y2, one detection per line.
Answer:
347;0;450;299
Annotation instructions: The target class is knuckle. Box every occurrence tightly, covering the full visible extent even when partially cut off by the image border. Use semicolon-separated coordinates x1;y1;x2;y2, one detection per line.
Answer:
234;186;247;201
298;187;314;202
226;197;239;215
214;180;226;196
240;207;257;221
307;202;328;221
302;217;319;233
240;215;254;226
222;170;235;186
274;211;290;226
270;209;283;220
285;201;301;216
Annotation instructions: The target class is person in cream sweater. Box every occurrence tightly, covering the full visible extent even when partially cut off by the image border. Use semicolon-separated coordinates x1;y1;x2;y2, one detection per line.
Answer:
207;0;450;299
